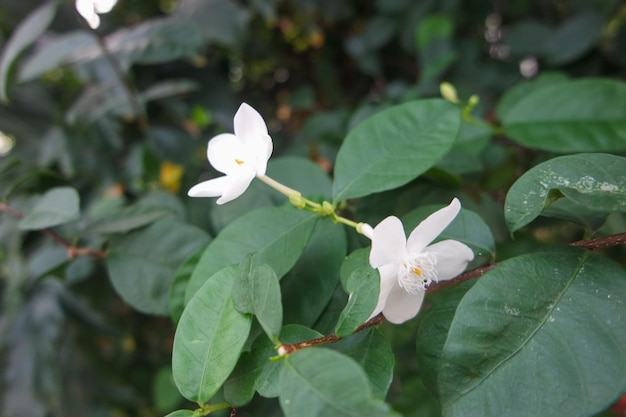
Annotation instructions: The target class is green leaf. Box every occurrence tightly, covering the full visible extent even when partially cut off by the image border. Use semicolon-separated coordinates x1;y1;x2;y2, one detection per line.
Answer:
501;78;626;152
172;265;252;403
335;267;379;337
279;348;399;417
169;249;205;325
543;12;603;66
153;367;184;412
19;187;80;230
415;280;477;398
256;325;322;398
0;1;58;102
86;204;171;234
185;206;317;303
496;72;569;121
332;329;395;400
18;30;95;82
106;218;209;315
280;220;346;326
438;247;626;417
233;262;283;342
403;204;494;262
504;153;626;232
332;99;460;201
164;410;194;417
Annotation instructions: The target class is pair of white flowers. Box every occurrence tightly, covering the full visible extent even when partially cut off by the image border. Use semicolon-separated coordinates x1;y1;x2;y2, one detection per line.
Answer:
189;103;474;324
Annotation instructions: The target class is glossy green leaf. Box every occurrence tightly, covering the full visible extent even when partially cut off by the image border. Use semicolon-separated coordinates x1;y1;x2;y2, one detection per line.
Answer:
172;265;252;403
233;262;283;342
332;329;395;400
19;187;80;230
332;99;460;201
0;1;58;102
504;153;626;232
403;205;495;262
106;218;209;315
266;156;332;200
501;79;626;152
335;267;379;337
186;206;317;302
281;220;346;327
438;247;626;417
279;347;399;417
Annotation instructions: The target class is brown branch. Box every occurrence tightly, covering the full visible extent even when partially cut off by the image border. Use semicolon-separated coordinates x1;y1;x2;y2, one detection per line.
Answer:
277;315;384;355
0;202;107;260
571;232;626;251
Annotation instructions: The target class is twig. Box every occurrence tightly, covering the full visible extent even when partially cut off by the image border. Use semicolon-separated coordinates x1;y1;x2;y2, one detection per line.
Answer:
0;202;106;260
572;232;626;251
277;315;384;355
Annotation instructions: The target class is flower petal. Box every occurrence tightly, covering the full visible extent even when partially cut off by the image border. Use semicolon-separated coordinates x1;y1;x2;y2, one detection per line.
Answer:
368;264;397;320
382;286;425;324
215;171;256;205
207;133;253;175
187;176;232;197
425;239;474;281
233;103;269;144
406;198;461;254
369;216;407;268
252;134;273;176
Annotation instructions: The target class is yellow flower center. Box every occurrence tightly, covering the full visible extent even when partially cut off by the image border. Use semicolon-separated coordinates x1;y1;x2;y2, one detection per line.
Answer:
235;159;245;165
398;253;438;294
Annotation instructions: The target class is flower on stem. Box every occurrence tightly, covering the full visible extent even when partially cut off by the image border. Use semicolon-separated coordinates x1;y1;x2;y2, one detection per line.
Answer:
188;103;273;204
368;198;474;324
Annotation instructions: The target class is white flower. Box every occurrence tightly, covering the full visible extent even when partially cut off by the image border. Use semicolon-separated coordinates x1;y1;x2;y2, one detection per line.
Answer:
368;198;474;324
75;0;118;29
188;103;273;205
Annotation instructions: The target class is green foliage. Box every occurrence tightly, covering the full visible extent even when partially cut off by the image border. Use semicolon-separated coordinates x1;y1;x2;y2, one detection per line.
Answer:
1;1;626;416
437;247;626;417
505;153;626;232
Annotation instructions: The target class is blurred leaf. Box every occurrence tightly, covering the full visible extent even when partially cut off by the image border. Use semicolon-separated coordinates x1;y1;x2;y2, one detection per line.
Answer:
335;267;379;337
332;329;394;400
174;0;250;46
106;217;210;315
148;126;197;165
19;187;80;230
543;12;603;66
153;367;184;412
139;79;199;103
279;347;399;417
333;99;460;201
438;247;626;417
501;78;626;153
280;219;346;327
504;153;626;232
86;204;171;234
185;206;317;303
18;30;95;82
0;0;58;102
164;410;195;417
172;265;252;403
504;20;552;58
416;14;456;81
496;72;569;121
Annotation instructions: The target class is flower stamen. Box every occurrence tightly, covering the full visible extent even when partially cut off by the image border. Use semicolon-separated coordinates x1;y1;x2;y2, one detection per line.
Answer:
398;253;438;294
235;159;245;165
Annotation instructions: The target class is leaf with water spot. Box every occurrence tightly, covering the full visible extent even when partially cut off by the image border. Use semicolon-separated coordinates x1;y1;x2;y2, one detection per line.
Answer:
504;153;626;232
